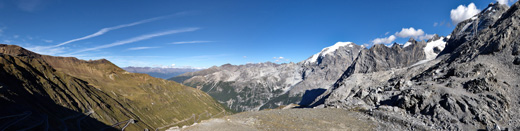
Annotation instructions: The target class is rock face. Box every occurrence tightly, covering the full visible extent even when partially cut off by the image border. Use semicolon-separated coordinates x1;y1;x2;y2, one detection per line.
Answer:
0;44;228;130
294;42;364;95
171;38;444;112
341;39;428;79
441;2;509;55
312;2;520;130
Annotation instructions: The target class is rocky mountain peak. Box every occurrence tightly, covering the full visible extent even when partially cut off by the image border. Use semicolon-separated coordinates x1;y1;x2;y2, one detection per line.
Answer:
407;37;416;42
0;44;41;57
304;42;361;65
427;34;441;42
441;2;509;55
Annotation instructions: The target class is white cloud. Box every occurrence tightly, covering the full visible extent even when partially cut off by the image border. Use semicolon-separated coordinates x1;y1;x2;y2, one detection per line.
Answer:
155;64;176;68
127;46;159;51
3;40;12;43
372;35;396;44
395;27;424;38
55;14;178;47
372;27;436;44
450;3;480;24
13;35;19;39
68;28;199;54
171;40;212;44
273;56;288;62
243;56;247;58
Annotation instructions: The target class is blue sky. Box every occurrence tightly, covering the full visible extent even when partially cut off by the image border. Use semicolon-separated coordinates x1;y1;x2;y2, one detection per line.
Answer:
0;0;516;68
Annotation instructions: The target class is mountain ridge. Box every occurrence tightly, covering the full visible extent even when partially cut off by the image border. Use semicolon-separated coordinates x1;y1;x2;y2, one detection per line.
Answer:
170;36;445;111
0;44;229;130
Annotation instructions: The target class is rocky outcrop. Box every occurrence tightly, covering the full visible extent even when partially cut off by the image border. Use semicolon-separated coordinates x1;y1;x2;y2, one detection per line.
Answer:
312;2;520;130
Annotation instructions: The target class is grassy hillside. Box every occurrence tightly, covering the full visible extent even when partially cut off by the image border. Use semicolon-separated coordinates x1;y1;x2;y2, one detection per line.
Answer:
0;44;229;130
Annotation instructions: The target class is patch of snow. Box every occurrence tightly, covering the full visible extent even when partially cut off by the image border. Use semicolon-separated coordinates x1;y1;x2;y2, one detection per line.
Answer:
424;37;447;60
412;37;447;66
411;60;430;67
307;54;320;64
305;42;353;64
322;42;353;55
458;22;472;35
403;42;413;48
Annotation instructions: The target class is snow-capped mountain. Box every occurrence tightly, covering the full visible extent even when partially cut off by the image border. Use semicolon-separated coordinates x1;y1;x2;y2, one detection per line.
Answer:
171;36;444;111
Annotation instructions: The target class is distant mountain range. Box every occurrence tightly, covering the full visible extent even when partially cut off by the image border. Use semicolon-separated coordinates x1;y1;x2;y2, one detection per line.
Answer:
122;66;201;79
0;45;228;130
170;29;447;112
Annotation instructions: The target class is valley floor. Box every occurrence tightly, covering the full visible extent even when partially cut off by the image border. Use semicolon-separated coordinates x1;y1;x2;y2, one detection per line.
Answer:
170;108;399;131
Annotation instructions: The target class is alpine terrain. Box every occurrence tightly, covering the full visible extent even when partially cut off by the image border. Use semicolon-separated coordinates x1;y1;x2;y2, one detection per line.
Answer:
309;2;520;130
175;1;520;130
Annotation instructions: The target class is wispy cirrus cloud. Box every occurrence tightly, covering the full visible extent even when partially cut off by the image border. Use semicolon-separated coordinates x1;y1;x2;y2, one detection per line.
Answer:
171;40;212;44
25;45;66;55
68;27;199;55
55;13;183;47
127;46;159;51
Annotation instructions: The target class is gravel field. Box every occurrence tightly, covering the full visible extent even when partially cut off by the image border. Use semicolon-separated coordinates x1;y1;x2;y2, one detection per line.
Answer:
171;108;398;131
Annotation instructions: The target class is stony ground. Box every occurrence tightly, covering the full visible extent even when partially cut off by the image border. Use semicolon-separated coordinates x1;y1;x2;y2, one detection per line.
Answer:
170;108;399;131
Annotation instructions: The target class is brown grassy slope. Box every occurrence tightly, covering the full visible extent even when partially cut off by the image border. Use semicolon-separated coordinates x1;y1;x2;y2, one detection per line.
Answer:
0;44;228;130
